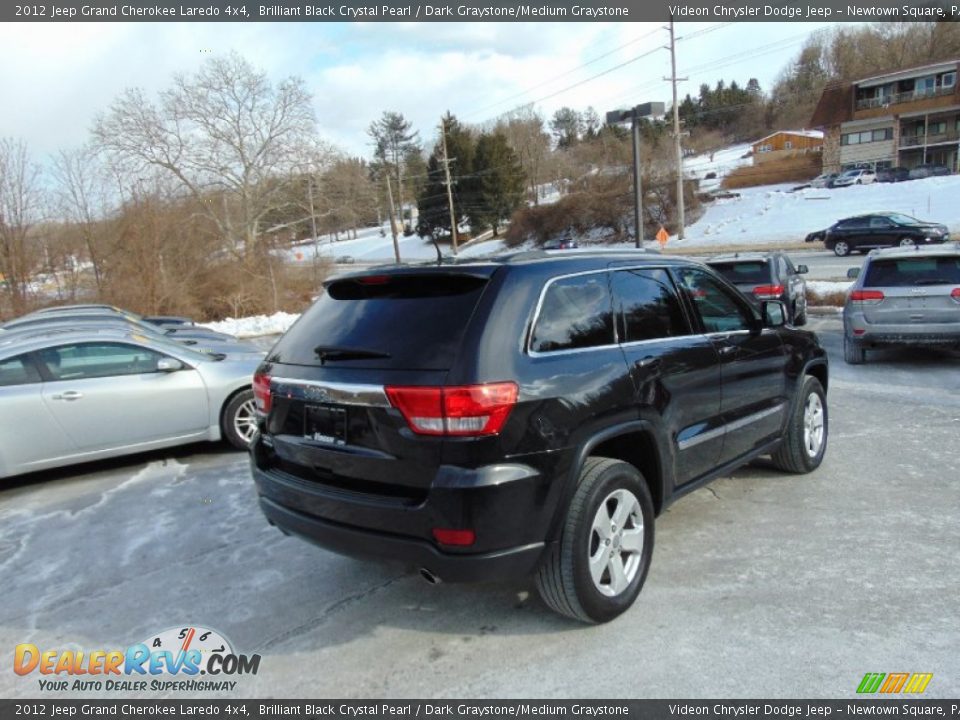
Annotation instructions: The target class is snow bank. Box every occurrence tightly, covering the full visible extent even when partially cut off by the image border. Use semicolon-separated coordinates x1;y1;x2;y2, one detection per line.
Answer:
200;311;300;338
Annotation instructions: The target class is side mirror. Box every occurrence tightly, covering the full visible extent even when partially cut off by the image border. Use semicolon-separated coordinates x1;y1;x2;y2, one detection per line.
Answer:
156;357;184;373
846;267;860;280
796;264;809;274
761;300;786;328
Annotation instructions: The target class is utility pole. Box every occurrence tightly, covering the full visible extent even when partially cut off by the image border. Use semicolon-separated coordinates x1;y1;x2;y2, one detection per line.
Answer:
385;175;401;264
441;118;459;255
631;114;643;249
666;18;688;241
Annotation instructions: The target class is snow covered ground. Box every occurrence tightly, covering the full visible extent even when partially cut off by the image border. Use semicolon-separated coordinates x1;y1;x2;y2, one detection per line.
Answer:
669;175;960;247
683;143;754;193
280;225;511;264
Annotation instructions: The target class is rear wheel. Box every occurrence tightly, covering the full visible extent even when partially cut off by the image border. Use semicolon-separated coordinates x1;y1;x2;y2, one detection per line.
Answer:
222;389;257;450
772;376;828;474
843;333;866;365
898;237;915;248
535;457;654;624
833;240;851;257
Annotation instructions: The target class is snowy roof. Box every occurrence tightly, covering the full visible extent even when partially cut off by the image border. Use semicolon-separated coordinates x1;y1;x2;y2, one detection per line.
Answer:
752;129;824;145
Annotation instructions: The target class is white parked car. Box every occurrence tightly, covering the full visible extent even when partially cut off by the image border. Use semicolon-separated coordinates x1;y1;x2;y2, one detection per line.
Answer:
832;169;877;187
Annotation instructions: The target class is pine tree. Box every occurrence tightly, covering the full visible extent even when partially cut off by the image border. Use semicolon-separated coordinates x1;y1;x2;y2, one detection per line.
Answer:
416;113;475;240
471;132;526;236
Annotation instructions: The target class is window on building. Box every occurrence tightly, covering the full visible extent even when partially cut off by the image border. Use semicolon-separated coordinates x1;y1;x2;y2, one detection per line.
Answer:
784;140;793;150
872;128;893;142
941;71;956;89
930;121;947;135
916;76;936;96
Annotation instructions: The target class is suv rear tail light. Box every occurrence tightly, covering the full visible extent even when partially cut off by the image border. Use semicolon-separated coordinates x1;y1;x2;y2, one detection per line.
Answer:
752;284;784;300
253;372;272;414
951;288;960;303
385;382;519;437
849;289;885;305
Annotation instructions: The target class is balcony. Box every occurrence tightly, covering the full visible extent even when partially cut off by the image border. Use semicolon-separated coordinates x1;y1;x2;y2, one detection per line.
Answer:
899;128;960;147
856;85;955;111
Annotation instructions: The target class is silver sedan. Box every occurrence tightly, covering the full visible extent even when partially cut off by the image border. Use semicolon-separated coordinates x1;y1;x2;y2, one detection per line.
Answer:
0;327;260;479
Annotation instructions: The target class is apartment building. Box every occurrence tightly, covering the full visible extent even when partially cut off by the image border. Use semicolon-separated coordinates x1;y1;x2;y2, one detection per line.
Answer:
810;60;960;173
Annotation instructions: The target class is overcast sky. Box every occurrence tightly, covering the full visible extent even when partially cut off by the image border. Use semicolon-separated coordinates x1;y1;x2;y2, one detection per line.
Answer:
0;21;843;161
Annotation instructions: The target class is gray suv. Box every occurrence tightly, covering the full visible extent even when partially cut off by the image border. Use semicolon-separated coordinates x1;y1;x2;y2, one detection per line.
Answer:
705;251;809;326
843;244;960;364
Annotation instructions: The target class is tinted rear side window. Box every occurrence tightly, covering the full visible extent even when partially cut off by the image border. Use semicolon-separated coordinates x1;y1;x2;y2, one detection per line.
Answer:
268;273;490;370
531;273;614;353
709;261;770;285
611;268;690;342
864;257;960;287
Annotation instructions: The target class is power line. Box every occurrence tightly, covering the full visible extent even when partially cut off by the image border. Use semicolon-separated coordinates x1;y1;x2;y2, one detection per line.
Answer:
464;28;665;119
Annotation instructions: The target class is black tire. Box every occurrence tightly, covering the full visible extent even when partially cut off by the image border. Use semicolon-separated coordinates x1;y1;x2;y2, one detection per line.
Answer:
535;457;655;624
772;376;828;474
898;237;915;248
222;389;257;450
833;240;851;257
843;333;866;365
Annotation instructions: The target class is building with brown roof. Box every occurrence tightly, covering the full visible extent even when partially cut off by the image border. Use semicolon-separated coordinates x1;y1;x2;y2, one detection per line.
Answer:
810;60;960;174
750;130;823;164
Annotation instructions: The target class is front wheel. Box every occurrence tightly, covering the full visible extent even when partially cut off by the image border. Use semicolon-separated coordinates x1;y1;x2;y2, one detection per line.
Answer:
898;237;915;248
222;389;257;450
535;457;655;624
772;376;828;474
832;240;851;257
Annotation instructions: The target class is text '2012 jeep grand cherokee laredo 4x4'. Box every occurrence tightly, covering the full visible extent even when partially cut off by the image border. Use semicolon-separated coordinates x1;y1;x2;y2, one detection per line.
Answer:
250;250;829;623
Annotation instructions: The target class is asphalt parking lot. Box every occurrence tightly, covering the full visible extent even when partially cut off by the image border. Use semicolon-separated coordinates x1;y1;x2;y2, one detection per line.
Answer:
2;315;959;699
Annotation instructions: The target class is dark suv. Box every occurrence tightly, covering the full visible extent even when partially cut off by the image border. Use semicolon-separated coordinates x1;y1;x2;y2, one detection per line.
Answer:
705;251;809;325
250;251;829;623
824;212;949;257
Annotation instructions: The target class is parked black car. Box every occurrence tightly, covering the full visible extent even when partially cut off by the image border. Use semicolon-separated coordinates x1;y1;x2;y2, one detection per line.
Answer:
823;212;950;257
908;164;951;180
875;167;911;183
705;251;809;325
250;251;829;623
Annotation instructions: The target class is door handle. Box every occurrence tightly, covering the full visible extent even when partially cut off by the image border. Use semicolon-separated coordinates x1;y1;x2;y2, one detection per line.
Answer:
51;391;83;401
634;356;661;371
718;345;737;356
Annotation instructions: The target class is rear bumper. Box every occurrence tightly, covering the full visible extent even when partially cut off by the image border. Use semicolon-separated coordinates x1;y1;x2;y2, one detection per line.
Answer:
846;319;960;347
258;495;546;582
250;444;560;583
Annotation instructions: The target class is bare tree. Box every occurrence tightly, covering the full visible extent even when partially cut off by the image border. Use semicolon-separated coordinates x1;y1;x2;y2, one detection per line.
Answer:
0;138;42;316
93;52;327;261
51;144;112;292
496;106;551;205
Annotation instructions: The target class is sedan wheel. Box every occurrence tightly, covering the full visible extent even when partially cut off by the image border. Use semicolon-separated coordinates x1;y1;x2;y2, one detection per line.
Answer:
833;240;851;257
899;237;915;248
223;389;257;450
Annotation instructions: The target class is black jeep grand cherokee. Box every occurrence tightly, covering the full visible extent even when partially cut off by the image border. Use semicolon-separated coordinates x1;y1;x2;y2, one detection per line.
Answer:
250;250;829;623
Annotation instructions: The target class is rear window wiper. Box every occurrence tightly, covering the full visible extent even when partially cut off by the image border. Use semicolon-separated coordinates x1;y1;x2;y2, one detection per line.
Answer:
313;345;392;363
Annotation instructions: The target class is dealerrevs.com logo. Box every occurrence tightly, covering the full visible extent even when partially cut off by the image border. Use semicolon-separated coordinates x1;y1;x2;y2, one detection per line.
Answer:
13;626;260;693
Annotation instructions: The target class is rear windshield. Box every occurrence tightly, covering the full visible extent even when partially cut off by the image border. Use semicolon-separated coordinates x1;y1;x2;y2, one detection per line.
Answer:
864;257;960;287
267;273;490;369
709;261;770;285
